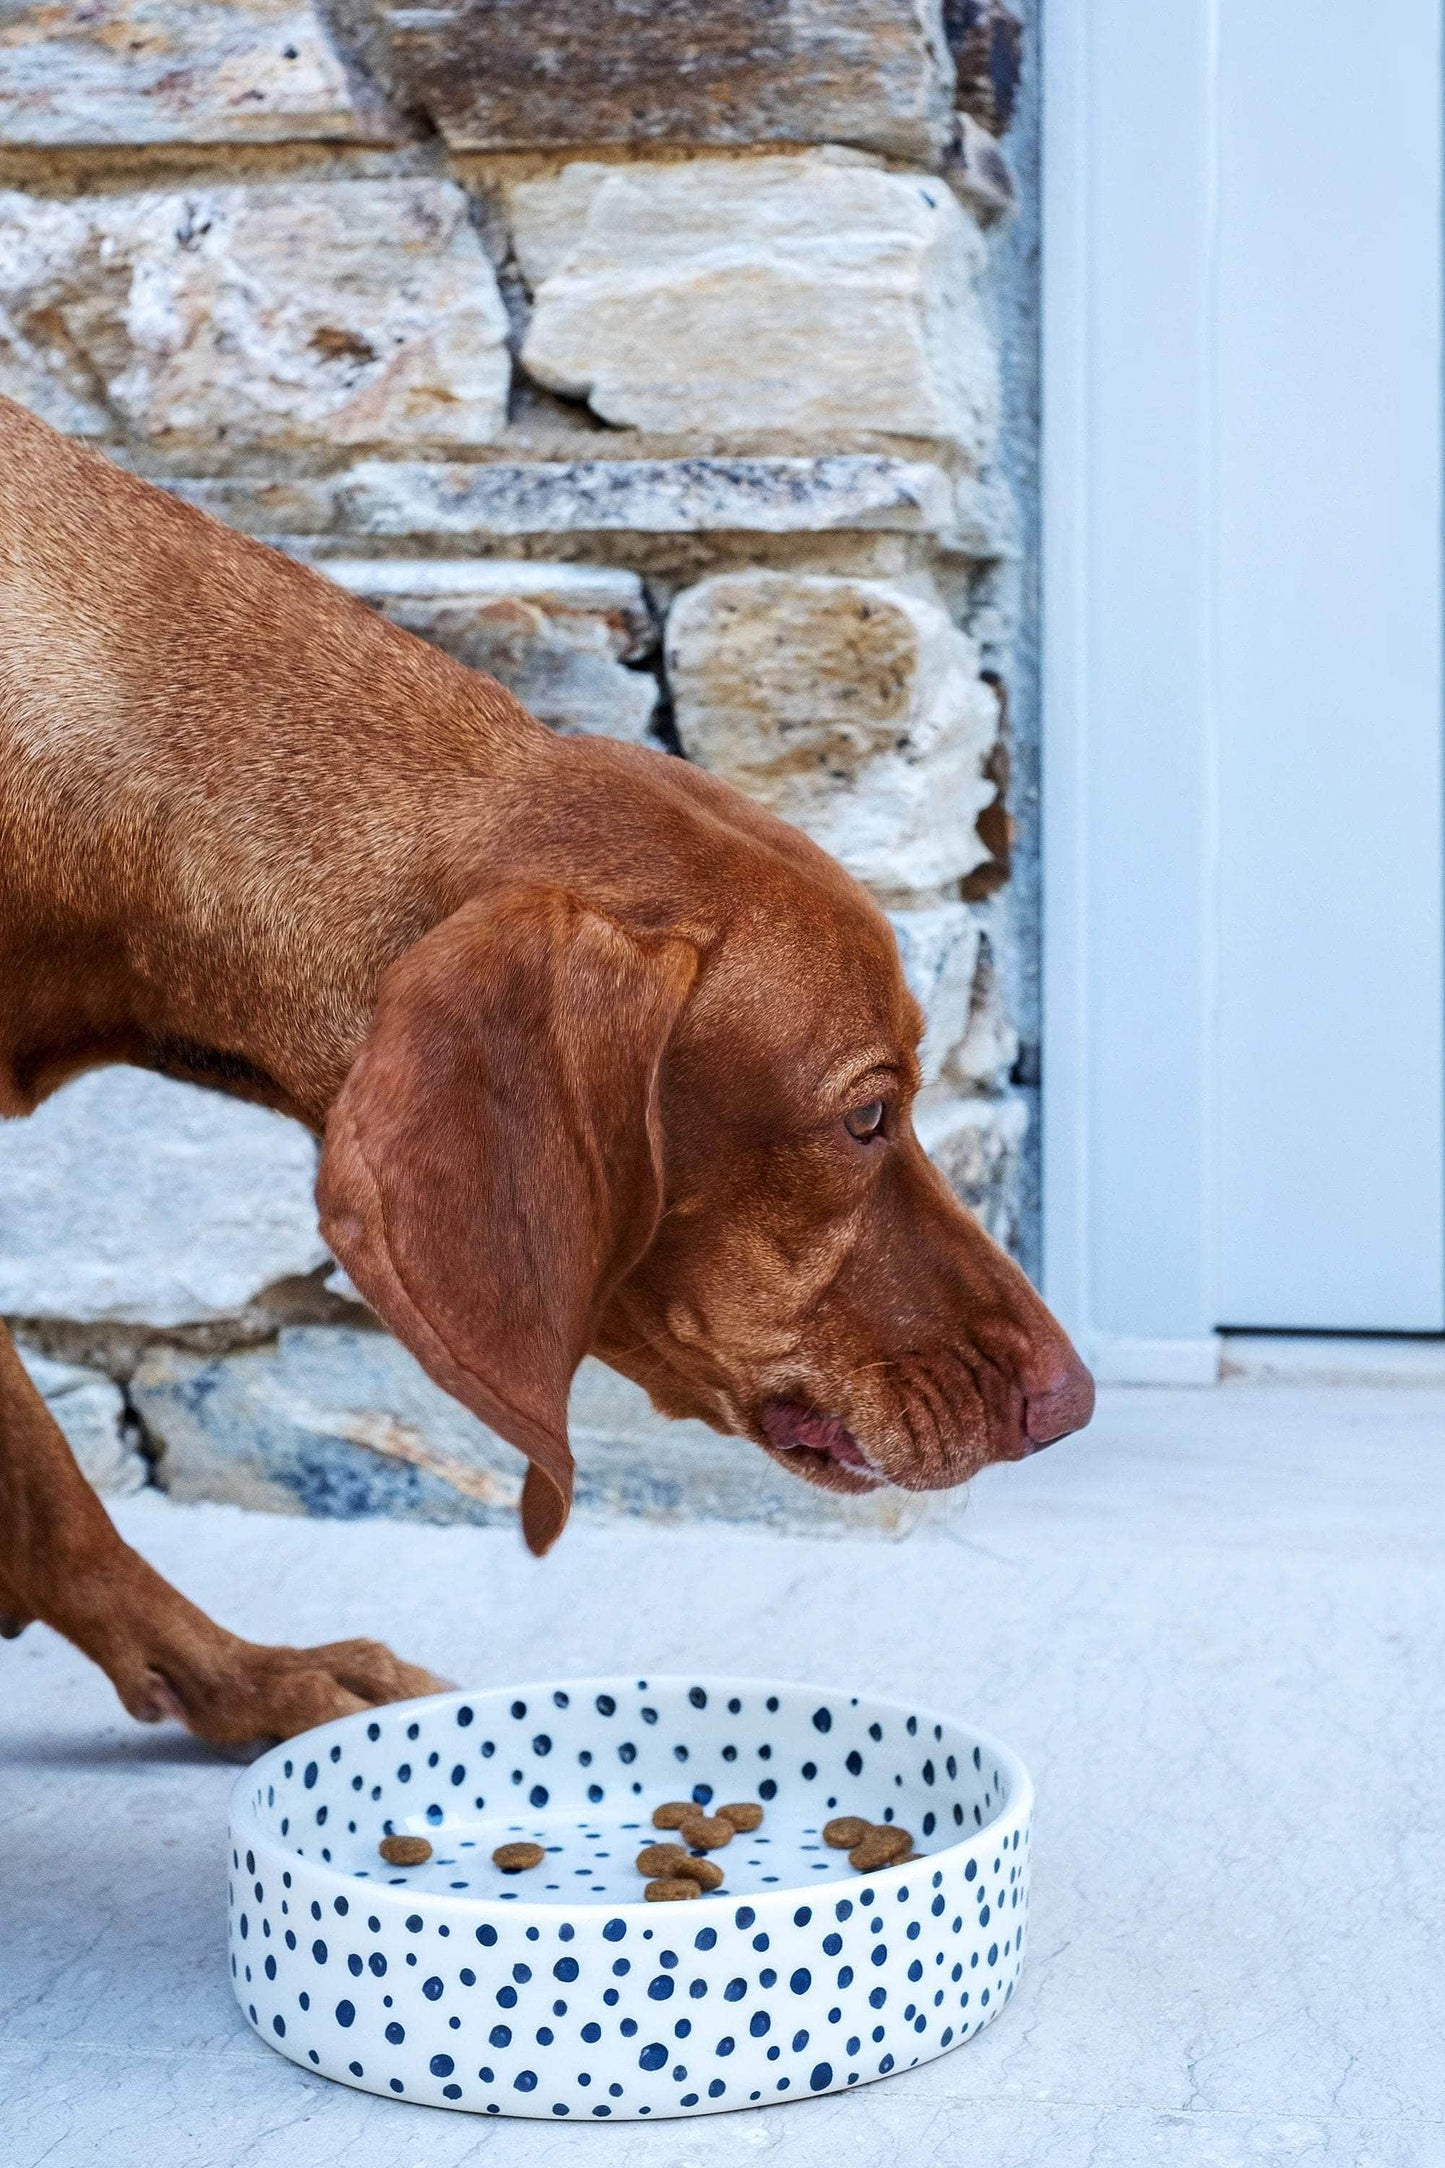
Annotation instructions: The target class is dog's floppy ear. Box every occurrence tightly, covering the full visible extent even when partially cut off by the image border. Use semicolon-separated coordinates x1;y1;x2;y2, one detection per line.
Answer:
317;885;698;1556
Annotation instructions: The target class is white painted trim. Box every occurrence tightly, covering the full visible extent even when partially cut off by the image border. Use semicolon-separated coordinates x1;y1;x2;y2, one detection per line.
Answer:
1089;1335;1222;1388
1038;0;1092;1349
1220;1336;1445;1388
1041;0;1220;1356
1090;1333;1445;1389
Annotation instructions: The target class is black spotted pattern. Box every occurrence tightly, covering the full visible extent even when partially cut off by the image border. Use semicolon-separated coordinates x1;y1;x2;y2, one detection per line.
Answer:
230;1678;1031;2122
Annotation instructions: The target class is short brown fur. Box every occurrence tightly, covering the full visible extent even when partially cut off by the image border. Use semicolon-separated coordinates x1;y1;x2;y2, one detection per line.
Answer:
0;398;1092;1745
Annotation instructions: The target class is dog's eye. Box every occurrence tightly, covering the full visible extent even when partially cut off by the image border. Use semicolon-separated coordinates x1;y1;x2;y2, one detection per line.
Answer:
843;1100;886;1141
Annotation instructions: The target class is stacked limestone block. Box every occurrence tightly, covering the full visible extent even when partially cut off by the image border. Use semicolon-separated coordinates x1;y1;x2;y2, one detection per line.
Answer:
0;0;1029;1529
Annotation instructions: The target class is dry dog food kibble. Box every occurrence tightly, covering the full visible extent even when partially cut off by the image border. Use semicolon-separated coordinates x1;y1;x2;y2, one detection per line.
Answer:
492;1840;545;1873
635;1842;698;1879
847;1824;914;1871
717;1801;763;1832
634;1796;765;1896
822;1815;870;1850
377;1834;432;1866
676;1812;733;1850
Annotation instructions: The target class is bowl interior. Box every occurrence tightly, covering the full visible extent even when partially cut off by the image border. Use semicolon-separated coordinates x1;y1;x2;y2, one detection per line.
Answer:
242;1676;1022;1908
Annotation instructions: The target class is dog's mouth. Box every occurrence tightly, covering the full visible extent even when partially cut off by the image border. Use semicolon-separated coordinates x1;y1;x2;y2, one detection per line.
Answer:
758;1397;885;1492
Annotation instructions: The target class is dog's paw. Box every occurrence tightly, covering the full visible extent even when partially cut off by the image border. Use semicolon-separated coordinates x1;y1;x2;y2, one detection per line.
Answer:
128;1637;451;1748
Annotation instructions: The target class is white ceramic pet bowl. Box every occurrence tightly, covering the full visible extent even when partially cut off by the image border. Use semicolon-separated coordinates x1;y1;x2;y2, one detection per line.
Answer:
228;1675;1033;2121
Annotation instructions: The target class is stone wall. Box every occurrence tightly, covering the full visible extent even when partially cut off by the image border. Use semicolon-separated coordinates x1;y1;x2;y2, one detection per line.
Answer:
0;0;1035;1531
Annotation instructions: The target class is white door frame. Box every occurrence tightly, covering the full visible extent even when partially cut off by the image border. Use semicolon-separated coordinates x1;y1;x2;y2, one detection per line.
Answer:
1040;0;1224;1383
1040;0;1445;1379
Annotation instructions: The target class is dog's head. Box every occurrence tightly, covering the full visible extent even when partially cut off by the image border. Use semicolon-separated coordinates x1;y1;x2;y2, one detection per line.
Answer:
317;751;1092;1553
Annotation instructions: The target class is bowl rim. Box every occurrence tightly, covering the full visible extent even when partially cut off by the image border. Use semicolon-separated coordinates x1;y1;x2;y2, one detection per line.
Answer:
230;1671;1035;1927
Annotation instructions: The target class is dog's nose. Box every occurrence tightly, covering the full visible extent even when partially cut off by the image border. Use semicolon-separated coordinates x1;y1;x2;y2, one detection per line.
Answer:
1022;1355;1095;1448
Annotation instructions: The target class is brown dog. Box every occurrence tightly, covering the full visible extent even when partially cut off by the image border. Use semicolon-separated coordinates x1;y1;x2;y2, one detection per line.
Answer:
0;396;1092;1745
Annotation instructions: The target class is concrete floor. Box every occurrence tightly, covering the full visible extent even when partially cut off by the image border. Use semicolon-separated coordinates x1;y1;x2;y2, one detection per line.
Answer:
3;1384;1443;2168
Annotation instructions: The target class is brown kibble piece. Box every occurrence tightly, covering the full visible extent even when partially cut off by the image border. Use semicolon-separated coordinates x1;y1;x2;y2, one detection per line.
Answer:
645;1877;702;1901
492;1840;545;1872
676;1812;733;1850
717;1802;763;1832
651;1801;698;1830
636;1842;697;1878
823;1816;870;1850
848;1824;914;1871
684;1857;725;1891
378;1834;432;1866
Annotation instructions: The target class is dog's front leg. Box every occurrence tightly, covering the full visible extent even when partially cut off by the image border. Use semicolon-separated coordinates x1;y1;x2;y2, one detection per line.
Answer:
0;1322;446;1745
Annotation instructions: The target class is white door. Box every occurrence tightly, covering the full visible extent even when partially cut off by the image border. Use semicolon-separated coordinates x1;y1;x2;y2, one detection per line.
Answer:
1043;0;1444;1373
